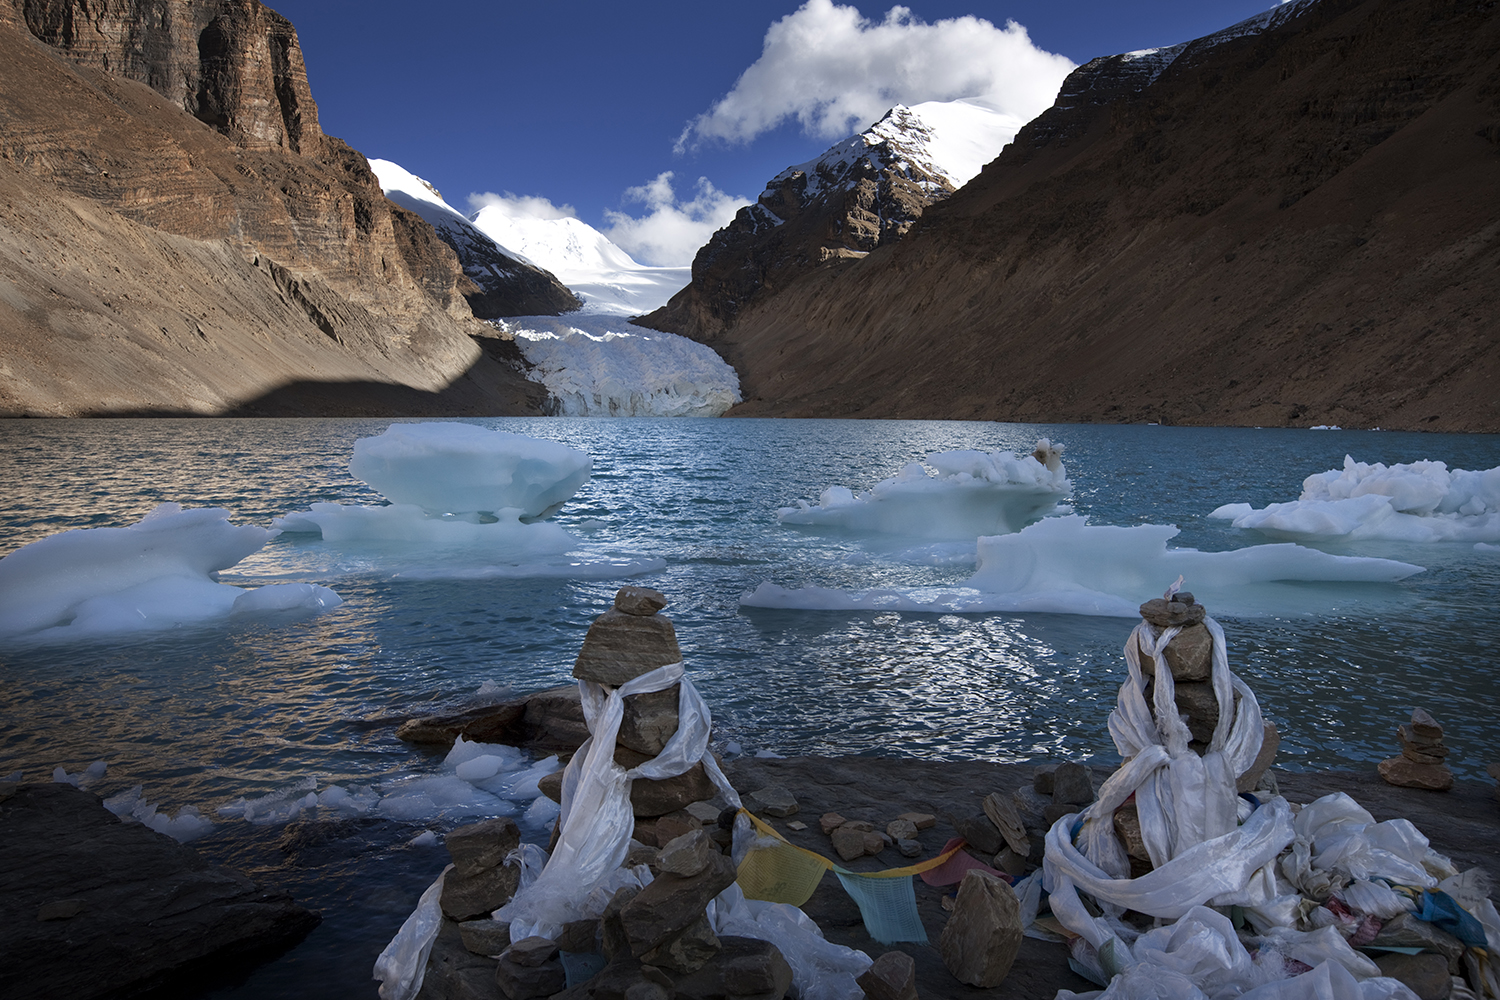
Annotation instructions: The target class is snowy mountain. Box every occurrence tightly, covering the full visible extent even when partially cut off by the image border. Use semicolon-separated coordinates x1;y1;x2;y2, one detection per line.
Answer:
369;159;580;319
639;98;1022;338
468;208;690;318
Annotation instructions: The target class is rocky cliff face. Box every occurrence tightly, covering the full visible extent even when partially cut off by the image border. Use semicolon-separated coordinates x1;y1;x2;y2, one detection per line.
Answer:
687;0;1500;433
641;105;975;337
0;0;549;415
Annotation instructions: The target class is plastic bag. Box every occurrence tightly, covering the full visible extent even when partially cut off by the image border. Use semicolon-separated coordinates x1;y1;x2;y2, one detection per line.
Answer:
373;865;450;1000
709;882;872;1000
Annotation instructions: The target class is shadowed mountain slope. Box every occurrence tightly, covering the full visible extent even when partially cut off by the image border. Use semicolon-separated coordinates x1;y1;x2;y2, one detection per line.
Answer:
684;0;1500;432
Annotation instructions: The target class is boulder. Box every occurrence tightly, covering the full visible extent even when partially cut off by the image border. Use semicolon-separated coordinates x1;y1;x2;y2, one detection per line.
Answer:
982;791;1030;857
1161;623;1213;681
446;818;522;878
0;783;319;1000
620;852;737;956
1051;762;1094;806
1378;756;1453;791
669;936;793;1000
613;748;721;817
954;813;1003;856
651;809;701;847
416;917;505;1000
398;685;588;753
495;942;566;1000
601;885;642;961
856;949;918;1000
442;862;522;922
557;918;600;954
573;610;682;686
1372;952;1452;1000
1372;913;1467;972
618;686;680;755
658;829;716;877
458;918;512;957
886;819;918;842
640;912;720;974
938;869;1023;987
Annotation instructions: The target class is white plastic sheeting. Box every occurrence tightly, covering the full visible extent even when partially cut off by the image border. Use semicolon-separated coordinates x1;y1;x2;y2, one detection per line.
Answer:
374;866;451;1000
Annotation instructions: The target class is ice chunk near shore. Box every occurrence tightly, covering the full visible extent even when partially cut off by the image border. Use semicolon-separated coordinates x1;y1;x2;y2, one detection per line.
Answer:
1211;456;1500;543
0;503;341;640
103;785;215;843
777;440;1070;540
504;315;742;417
741;515;1424;617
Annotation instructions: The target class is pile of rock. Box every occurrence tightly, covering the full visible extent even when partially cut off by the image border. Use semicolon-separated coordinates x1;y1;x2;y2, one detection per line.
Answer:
819;809;935;861
1136;593;1226;750
1378;708;1454;791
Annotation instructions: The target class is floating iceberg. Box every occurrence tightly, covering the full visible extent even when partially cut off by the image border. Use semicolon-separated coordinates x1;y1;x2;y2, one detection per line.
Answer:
273;423;664;577
504;315;742;417
1211;456;1500;543
0;503;341;640
216;736;561;827
741;515;1424;618
777;441;1069;540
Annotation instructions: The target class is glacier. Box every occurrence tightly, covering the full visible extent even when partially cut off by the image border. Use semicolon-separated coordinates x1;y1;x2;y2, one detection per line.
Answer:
742;515;1424;618
0;503;341;641
778;440;1068;539
1210;455;1500;543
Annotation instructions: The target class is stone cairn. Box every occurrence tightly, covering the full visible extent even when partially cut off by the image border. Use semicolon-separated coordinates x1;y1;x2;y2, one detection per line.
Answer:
417;585;797;1000
1378;708;1454;791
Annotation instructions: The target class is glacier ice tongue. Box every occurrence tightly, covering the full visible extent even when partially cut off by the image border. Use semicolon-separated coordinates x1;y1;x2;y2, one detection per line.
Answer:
1209;455;1500;543
0;503;341;640
777;441;1069;539
742;514;1425;618
348;422;591;517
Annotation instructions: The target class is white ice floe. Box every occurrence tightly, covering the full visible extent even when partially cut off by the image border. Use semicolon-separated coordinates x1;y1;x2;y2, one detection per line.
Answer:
741;515;1424;618
216;737;561;828
275;423;661;577
0;503;341;640
103;784;217;843
1210;455;1500;543
502;314;741;417
777;440;1069;539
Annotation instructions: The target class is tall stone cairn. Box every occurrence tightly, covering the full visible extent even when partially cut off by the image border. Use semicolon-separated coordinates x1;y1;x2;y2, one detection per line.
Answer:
1378;708;1454;791
571;587;719;838
1136;592;1231;752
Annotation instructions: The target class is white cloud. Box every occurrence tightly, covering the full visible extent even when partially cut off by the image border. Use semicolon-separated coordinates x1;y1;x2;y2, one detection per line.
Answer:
600;172;748;268
677;0;1075;150
466;191;578;221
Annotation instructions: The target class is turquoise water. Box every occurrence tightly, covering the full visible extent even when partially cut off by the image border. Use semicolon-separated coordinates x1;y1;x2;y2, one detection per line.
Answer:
1;417;1496;997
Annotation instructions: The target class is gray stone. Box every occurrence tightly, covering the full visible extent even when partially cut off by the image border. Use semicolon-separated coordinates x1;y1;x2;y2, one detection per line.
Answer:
839;819;875;833
1379;756;1453;791
1112;804;1149;861
459;918;512;957
1161;623;1213;681
625;838;659;867
614;747;720;817
520;685;592;753
686;801;723;824
1373;952;1451;1000
1372;913;1467;972
446;817;522;879
573;610;682;686
416;918;504;1000
983;791;1030;857
557;918;600;954
615;586;668;616
442;861;521;921
1172;682;1221;743
897;838;923;858
670;936;793;1000
886;819;918;842
658;829;716;877
601;884;642;960
495;950;565;1000
938;869;1024;987
831;825;869;861
746;785;798;818
1044;801;1081;825
624;983;670;1000
895;811;935;830
506;936;560;967
619;685;680;756
1237;722;1281;793
1409;708;1443;741
994;847;1031;876
862;832;887;856
640;912;720;973
857;949;918;1000
652;809;701;847
1139;598;1206;628
1051;762;1094;806
954;813;1004;856
620;851;737;956
538;769;564;804
1032;765;1057;796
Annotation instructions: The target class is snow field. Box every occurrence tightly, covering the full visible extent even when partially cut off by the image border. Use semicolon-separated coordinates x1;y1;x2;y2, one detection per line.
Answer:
1212;455;1500;543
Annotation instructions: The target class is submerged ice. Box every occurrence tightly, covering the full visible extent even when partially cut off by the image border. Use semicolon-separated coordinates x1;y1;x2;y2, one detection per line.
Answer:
1212;455;1500;543
742;515;1425;618
778;440;1069;539
0;503;341;640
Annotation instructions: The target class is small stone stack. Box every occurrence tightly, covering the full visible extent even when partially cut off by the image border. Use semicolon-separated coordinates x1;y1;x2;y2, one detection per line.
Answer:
572;587;721;843
820;809;934;862
1137;593;1232;752
441;818;523;923
1378;708;1454;791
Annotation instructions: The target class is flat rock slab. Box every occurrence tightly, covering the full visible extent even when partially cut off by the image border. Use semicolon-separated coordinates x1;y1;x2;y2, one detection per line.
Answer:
1;783;319;1000
724;757;1500;1000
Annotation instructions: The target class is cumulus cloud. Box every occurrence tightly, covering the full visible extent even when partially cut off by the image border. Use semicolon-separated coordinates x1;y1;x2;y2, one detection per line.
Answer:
677;0;1075;150
466;191;578;220
600;172;748;268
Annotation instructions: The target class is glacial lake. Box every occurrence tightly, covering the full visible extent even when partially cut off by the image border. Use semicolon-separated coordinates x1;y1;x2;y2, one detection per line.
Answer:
2;417;1497;997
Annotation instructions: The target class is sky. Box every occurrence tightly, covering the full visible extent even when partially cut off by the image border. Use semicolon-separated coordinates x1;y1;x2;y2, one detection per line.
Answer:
270;1;1283;266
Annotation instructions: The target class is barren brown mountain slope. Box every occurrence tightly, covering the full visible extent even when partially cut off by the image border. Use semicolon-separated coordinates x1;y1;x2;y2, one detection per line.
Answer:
684;0;1500;432
0;0;557;416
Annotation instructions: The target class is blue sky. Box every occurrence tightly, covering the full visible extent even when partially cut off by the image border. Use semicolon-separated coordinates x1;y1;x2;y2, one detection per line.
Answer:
271;1;1280;264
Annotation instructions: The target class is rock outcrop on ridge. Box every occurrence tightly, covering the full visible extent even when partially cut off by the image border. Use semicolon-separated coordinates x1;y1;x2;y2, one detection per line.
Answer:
0;0;551;416
664;0;1500;433
640;104;987;338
